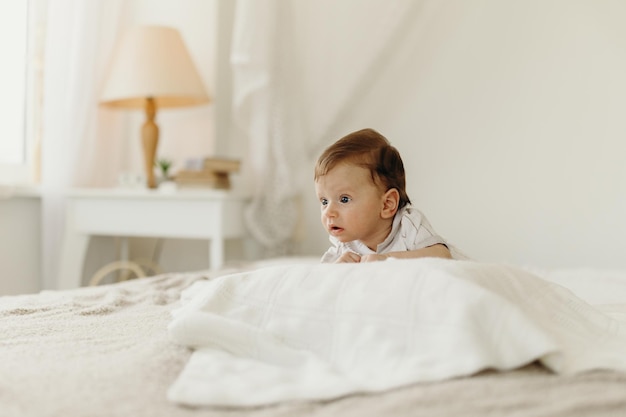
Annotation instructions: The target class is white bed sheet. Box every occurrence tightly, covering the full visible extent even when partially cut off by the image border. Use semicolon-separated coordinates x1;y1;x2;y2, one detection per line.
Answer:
167;258;626;407
531;266;626;305
2;258;626;416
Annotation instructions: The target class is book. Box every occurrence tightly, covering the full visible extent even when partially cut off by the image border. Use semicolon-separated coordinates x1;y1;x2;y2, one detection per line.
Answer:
185;156;241;172
189;157;241;173
175;170;231;189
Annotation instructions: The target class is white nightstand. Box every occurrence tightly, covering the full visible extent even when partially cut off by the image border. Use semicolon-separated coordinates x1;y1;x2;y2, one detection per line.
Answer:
58;188;248;289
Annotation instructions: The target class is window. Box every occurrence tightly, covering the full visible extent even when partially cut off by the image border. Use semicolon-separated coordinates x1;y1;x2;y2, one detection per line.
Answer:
0;0;45;184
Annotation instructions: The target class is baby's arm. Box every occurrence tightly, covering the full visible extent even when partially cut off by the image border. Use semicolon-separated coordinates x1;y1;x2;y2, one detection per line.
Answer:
360;244;451;263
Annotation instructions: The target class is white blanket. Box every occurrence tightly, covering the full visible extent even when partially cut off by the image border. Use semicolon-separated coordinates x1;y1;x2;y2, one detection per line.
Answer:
167;258;626;407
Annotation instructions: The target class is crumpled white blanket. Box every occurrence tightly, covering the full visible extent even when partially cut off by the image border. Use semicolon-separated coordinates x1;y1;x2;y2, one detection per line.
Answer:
167;258;626;407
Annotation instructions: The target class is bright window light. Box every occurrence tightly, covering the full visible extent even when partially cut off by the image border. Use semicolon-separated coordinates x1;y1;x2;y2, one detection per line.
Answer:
0;2;29;165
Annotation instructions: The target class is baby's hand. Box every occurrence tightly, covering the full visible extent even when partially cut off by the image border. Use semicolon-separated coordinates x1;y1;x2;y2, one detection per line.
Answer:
335;252;361;263
360;254;388;263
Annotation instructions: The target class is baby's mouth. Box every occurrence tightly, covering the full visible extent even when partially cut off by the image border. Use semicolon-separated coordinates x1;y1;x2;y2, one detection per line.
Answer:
329;225;344;235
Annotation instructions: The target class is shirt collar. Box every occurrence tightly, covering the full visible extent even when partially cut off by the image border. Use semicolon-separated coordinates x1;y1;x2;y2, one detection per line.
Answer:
375;205;406;253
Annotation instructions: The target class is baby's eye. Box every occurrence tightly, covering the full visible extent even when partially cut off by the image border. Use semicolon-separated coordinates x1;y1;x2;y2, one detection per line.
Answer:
320;198;328;206
340;196;351;204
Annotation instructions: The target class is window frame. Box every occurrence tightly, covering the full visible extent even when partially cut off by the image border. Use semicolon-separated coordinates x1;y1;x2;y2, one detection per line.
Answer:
0;0;45;186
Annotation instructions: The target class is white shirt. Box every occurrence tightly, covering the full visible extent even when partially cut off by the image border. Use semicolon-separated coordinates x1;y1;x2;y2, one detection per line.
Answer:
321;206;465;263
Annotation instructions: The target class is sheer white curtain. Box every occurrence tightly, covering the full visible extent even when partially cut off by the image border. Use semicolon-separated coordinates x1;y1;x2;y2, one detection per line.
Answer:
231;0;428;252
231;0;308;253
41;0;127;289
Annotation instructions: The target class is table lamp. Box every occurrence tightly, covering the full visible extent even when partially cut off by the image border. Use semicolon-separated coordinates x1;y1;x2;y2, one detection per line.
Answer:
100;25;210;188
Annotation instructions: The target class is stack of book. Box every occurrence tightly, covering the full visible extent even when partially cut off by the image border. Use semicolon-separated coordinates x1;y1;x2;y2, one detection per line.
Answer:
175;157;241;189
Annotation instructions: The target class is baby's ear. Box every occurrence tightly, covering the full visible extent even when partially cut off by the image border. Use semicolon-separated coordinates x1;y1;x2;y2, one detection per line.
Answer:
381;189;400;219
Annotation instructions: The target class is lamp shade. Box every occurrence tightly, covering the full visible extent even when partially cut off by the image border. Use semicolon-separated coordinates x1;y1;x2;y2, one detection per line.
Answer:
100;25;210;108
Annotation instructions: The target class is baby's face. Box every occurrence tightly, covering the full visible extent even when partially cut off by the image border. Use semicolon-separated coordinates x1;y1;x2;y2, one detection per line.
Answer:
315;162;389;251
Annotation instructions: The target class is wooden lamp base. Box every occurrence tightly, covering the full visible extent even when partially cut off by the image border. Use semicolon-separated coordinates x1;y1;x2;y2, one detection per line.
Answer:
142;97;159;189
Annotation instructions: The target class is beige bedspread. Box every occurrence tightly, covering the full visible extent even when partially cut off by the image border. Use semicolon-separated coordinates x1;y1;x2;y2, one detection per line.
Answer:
1;269;626;417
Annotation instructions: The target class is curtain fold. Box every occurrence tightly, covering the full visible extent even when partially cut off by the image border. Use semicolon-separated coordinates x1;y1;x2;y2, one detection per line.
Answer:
40;0;127;289
231;0;308;253
230;0;427;251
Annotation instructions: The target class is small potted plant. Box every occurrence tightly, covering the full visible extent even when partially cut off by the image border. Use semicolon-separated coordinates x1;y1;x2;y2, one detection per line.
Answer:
155;158;176;191
156;158;173;181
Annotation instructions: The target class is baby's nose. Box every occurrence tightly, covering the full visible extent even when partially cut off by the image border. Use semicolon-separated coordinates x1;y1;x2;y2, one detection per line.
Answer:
325;202;338;216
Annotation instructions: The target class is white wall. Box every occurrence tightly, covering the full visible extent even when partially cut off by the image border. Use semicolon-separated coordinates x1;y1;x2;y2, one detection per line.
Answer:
240;0;626;270
382;0;626;269
0;194;40;295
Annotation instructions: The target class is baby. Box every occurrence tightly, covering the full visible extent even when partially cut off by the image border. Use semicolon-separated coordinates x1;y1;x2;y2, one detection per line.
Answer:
314;128;462;263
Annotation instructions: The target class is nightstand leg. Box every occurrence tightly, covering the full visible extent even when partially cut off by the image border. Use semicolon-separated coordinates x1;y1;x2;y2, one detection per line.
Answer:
58;232;90;289
210;238;224;270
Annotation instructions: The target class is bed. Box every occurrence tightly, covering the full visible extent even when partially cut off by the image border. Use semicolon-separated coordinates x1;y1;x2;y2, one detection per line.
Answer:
2;257;626;417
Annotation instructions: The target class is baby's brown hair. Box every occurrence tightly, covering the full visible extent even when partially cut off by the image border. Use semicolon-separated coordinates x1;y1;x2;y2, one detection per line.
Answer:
314;128;412;209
